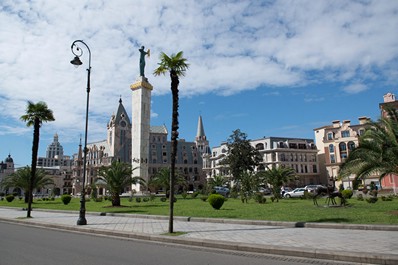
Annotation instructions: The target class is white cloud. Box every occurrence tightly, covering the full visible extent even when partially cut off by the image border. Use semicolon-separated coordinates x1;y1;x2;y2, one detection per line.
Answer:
343;83;369;94
0;0;397;146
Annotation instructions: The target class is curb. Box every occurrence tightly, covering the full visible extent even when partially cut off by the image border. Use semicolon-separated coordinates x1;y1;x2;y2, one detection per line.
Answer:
1;216;397;265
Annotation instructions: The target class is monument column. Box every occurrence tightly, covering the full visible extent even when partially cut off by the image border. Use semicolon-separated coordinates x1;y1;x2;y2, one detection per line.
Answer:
130;76;152;191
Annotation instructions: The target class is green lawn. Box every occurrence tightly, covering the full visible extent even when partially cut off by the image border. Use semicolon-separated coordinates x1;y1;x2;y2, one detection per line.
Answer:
1;196;397;225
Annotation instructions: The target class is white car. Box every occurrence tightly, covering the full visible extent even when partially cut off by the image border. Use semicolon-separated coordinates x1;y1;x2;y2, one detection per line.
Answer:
284;188;306;198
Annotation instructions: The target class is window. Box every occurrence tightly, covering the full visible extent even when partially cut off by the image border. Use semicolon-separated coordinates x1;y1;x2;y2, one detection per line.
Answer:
348;141;355;151
330;154;336;163
256;143;264;150
339;142;347;151
312;165;317;173
327;133;333;140
289;143;297;149
341;130;350;138
358;129;365;136
329;144;334;153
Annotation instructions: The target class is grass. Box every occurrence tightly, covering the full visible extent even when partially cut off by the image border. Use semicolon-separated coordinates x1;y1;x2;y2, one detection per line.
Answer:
1;196;397;225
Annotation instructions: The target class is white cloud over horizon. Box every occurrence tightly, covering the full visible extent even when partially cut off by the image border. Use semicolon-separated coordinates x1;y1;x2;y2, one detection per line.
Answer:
1;0;398;153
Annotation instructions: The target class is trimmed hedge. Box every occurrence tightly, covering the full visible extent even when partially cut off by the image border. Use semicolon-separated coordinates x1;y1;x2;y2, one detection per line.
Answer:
208;194;225;210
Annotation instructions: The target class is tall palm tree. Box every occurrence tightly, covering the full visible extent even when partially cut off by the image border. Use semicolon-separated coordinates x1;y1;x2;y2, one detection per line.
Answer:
154;51;189;233
340;108;398;184
259;166;296;201
0;166;54;202
97;161;144;206
20;101;55;217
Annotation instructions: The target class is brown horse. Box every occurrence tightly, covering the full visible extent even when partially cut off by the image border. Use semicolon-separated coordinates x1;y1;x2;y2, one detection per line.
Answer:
313;186;346;206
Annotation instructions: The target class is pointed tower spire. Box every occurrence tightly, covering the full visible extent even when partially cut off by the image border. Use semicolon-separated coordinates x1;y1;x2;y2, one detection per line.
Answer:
196;115;206;140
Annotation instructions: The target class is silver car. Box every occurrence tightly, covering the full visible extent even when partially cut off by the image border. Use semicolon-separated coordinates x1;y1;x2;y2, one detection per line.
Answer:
284;188;306;198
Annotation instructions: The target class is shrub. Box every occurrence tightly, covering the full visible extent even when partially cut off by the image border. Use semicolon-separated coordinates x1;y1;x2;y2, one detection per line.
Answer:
61;194;72;205
160;197;167;202
191;192;199;198
208;194;225;210
229;191;239;199
143;197;149;202
381;196;393;201
181;192;187;199
6;195;14;202
200;195;208;202
135;197;141;203
357;194;364;201
0;192;5;197
342;189;353;199
366;197;378;203
254;193;266;204
150;194;156;201
370;190;378;197
95;197;103;202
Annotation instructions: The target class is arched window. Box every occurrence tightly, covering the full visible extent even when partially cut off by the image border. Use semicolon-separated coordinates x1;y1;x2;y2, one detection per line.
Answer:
339;142;347;151
348;141;355;151
256;143;264;150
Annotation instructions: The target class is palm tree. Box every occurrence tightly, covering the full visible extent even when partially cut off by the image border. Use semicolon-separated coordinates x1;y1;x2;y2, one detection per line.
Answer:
154;51;189;233
20;101;55;217
0;166;54;202
259;166;296;202
207;175;228;188
97;161;145;206
148;167;186;195
340;108;398;185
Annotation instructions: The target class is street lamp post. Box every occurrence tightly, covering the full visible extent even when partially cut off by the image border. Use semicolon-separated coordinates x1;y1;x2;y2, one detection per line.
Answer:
70;40;91;226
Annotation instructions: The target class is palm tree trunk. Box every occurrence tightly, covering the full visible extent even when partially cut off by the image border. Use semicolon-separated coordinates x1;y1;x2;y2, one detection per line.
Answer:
27;118;40;218
112;194;121;206
169;70;179;234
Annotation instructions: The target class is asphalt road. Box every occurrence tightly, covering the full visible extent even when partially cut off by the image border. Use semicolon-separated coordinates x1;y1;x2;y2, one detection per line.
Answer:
0;221;357;265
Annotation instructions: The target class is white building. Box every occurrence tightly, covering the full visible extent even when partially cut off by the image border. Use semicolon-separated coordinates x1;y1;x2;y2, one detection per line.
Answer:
208;137;320;187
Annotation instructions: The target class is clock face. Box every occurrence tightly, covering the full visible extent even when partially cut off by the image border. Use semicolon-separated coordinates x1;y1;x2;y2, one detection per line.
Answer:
120;120;127;127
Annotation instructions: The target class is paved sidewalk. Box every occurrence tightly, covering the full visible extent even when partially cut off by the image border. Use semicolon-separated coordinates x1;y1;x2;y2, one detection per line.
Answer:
0;207;397;265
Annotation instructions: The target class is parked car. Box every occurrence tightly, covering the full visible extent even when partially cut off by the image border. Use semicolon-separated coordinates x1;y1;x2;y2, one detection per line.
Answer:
214;186;230;197
284;188;306;198
258;187;272;195
304;185;325;193
280;187;292;197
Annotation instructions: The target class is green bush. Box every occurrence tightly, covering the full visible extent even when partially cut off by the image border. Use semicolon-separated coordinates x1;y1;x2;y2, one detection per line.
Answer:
342;189;353;199
0;192;5;197
5;195;14;202
181;192;188;199
357;194;364;201
200;195;208;202
381;196;393;201
150;194;156;201
61;194;72;205
135;197;141;203
191;192;199;198
366;197;378;203
208;194;225;210
95;197;103;202
254;193;266;204
160;197;167;202
143;197;149;202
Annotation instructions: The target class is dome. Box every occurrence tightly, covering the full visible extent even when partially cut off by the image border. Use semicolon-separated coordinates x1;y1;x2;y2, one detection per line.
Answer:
5;154;13;163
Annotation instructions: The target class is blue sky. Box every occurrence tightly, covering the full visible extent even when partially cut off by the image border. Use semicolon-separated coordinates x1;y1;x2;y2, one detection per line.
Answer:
1;0;398;168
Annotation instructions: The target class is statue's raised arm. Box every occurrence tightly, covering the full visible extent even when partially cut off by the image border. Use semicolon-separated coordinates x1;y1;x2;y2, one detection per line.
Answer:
139;46;150;77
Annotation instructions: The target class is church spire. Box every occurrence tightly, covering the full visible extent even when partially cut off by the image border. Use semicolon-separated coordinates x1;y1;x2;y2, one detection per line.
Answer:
196;115;206;140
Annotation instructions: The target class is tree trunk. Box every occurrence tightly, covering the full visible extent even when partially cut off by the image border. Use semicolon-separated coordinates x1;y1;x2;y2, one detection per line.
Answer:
112;194;121;207
169;70;179;234
27;118;40;218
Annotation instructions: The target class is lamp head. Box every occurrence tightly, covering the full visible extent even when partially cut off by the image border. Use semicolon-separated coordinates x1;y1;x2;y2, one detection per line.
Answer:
70;56;83;67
